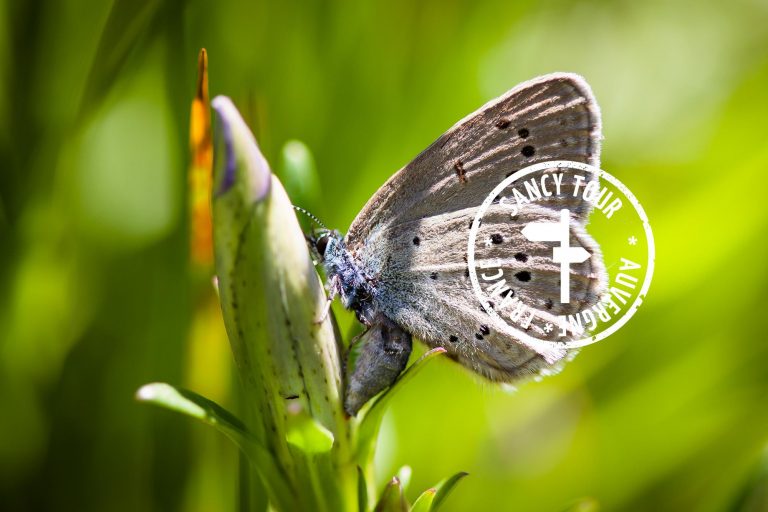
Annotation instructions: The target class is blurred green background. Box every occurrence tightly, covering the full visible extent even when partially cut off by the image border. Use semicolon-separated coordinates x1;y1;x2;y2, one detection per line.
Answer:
1;0;768;510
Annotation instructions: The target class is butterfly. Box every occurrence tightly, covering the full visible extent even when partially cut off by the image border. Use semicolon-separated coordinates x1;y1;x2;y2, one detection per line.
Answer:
310;73;607;415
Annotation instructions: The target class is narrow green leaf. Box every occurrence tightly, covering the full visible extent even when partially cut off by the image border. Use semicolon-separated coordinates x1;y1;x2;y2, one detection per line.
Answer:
409;488;435;512
136;382;248;442
431;472;469;512
136;383;295;510
357;466;369;512
286;405;335;454
374;477;408;512
78;0;161;119
279;140;321;210
396;465;412;493
356;348;447;464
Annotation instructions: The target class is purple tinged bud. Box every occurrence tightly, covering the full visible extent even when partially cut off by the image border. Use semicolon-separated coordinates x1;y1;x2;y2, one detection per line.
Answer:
211;96;271;201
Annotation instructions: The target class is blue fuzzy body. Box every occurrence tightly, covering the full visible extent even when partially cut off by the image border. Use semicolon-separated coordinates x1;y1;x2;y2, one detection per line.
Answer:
322;232;377;325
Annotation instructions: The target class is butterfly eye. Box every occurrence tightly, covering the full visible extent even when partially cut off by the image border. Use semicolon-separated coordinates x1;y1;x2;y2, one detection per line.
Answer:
315;233;330;256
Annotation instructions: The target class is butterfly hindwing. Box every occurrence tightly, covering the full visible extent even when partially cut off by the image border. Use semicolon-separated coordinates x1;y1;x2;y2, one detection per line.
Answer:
356;205;605;381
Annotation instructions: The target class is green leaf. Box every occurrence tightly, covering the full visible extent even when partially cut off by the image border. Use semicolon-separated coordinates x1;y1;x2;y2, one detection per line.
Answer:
286;405;335;454
79;0;162;119
279;140;322;210
357;466;369;512
355;348;446;464
431;472;469;512
136;382;248;443
396;465;412;493
410;488;436;512
408;471;467;512
374;477;408;512
136;383;295;510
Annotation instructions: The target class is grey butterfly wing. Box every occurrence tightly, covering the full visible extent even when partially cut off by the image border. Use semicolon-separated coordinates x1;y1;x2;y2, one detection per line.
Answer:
345;73;605;380
346;72;602;249
357;205;606;381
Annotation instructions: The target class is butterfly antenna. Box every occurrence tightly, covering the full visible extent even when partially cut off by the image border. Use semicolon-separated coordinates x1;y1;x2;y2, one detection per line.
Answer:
293;205;328;231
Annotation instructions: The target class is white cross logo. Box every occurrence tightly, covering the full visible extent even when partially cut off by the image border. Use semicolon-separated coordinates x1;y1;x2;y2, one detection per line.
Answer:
521;209;590;304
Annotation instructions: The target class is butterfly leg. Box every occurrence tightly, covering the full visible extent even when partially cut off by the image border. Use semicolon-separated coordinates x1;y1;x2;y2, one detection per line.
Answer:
314;275;339;324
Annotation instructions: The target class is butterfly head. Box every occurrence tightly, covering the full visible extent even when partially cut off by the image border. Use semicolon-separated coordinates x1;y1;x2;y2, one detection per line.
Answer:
293;205;340;261
308;229;343;262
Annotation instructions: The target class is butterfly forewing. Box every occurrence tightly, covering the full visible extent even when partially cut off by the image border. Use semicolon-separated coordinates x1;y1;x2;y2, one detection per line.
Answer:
346;73;602;249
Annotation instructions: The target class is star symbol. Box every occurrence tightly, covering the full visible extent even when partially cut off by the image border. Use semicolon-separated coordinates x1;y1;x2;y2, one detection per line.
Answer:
628;236;638;245
543;323;553;333
485;237;493;248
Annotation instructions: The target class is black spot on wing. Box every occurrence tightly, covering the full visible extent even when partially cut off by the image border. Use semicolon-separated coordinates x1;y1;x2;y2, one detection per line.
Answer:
515;271;531;282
